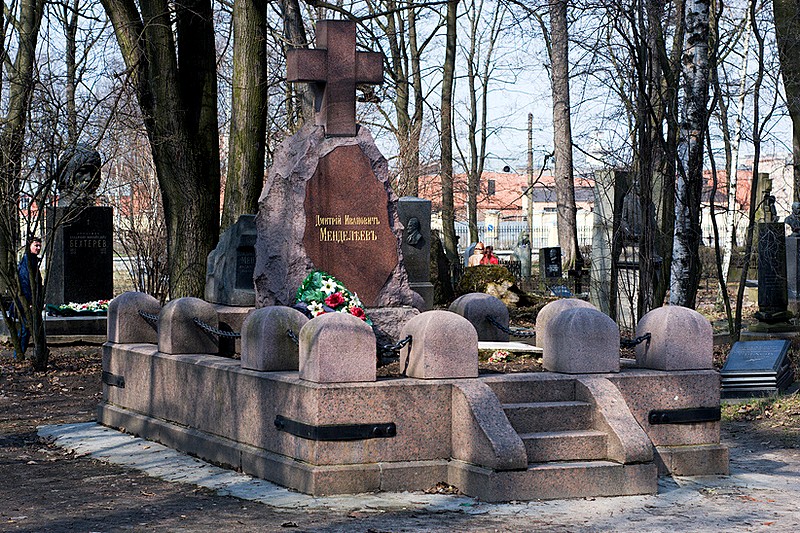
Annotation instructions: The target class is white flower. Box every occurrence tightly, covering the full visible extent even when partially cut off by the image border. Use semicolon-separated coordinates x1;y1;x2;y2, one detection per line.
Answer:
308;301;325;316
350;293;363;308
320;278;338;295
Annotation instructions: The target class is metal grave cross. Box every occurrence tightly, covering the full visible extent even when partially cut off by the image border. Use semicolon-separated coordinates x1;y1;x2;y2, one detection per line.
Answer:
286;20;383;137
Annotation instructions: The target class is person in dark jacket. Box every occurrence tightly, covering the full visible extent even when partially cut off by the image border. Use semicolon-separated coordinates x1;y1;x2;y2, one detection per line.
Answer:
15;236;42;356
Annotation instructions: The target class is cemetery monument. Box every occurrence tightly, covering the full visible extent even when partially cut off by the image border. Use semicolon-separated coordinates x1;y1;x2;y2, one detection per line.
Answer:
99;20;728;503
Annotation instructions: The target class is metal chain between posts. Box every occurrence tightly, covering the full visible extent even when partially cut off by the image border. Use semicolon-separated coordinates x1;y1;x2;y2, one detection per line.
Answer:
287;328;299;344
379;335;412;355
486;315;537;338
138;310;159;328
620;332;651;349
192;317;242;338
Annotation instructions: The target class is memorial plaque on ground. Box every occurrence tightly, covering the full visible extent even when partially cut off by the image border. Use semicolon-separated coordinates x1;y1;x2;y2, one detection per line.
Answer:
47;206;113;304
721;340;795;397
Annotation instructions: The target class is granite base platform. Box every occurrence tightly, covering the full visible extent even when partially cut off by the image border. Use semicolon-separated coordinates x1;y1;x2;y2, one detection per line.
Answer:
98;342;728;501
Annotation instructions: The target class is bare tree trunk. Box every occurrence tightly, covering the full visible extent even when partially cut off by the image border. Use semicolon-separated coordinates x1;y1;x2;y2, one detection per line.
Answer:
222;0;268;231
0;0;46;368
440;0;459;261
670;0;711;307
281;0;314;129
653;0;684;307
720;8;750;300
102;0;220;298
773;0;800;202
549;0;582;270
734;0;765;340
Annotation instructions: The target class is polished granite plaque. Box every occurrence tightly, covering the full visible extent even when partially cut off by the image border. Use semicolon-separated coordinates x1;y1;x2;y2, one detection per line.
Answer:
722;340;790;374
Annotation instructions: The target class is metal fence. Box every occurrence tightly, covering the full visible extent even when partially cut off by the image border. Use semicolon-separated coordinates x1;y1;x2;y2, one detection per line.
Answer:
455;220;592;254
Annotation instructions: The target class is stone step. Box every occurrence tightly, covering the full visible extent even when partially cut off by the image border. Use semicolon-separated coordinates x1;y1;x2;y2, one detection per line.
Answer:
520;429;608;463
503;401;593;433
449;459;658;502
484;376;577;404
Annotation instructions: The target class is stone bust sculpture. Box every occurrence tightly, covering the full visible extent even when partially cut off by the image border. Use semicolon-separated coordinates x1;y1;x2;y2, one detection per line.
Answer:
786;201;800;235
405;217;423;246
56;143;102;206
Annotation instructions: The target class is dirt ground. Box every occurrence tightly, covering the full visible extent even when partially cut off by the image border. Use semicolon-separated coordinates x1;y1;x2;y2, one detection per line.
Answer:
2;344;800;532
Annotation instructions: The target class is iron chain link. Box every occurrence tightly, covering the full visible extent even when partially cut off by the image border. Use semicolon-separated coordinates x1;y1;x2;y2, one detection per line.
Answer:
620;332;651;349
486;315;537;338
138;310;159;328
192;317;242;338
287;328;299;344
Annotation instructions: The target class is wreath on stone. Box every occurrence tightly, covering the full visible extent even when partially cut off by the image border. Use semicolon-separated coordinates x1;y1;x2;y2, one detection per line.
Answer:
293;270;372;325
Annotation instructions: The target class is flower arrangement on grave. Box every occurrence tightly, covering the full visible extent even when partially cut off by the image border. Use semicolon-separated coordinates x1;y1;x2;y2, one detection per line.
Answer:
46;299;110;316
487;349;512;364
294;270;372;325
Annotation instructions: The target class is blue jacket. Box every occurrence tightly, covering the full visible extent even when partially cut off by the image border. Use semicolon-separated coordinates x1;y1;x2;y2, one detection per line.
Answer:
18;254;38;302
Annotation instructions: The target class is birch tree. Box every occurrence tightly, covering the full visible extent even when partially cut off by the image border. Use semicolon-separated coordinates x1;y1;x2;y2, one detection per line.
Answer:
670;0;711;307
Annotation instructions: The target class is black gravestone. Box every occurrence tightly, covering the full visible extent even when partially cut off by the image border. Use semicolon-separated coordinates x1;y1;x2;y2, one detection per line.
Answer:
756;222;790;322
206;214;257;307
540;247;562;279
235;235;256;290
47;206;114;304
398;196;433;310
721;340;795;397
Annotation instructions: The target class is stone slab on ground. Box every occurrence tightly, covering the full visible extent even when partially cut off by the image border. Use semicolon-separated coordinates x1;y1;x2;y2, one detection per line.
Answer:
37;421;800;531
479;341;542;354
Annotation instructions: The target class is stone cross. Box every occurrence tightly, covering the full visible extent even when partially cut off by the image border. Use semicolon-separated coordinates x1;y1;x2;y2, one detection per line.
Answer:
286;20;383;137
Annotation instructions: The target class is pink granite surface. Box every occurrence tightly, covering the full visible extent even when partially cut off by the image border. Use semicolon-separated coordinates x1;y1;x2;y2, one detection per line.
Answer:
448;460;657;502
575;377;653;464
298;312;376;383
399;310;479;379
543;307;620;374
448;293;510;341
158;297;219;355
240;306;308;371
107;291;160;344
609;370;722;446
535;298;595;348
101;341;725;497
654;444;729;475
212;304;253;354
450;381;527;470
635;305;713;370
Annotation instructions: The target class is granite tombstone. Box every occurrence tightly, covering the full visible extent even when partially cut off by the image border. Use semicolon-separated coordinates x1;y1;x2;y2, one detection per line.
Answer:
398;196;433;310
206;214;256;306
46;146;113;305
254;20;418;311
752;222;792;327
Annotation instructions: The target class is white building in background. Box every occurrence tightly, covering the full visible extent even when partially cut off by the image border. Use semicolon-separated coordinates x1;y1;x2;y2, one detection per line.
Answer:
421;154;792;255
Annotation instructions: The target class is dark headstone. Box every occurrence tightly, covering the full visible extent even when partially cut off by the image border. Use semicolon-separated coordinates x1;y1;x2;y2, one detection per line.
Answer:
755;222;791;323
206;214;257;307
398;197;433;310
721;340;795;397
302;145;398;306
787;234;800;312
540;247;562;279
46;206;113;304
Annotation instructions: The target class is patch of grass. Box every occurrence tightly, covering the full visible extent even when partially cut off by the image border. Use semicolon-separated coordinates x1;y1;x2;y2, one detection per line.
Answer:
722;393;800;428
